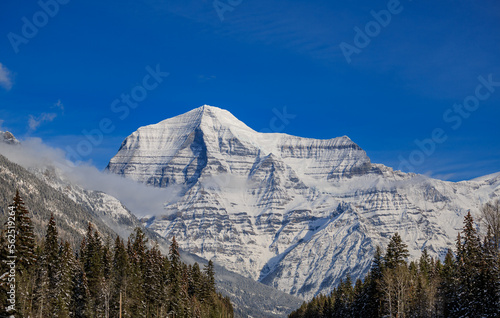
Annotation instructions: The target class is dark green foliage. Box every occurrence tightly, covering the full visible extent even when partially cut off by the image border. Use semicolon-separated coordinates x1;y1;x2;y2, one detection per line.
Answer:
439;249;458;317
0;191;233;317
0;190;37;317
71;262;91;318
110;236;128;318
453;211;498;317
11;190;37;271
289;207;500;318
203;260;216;299
384;232;409;269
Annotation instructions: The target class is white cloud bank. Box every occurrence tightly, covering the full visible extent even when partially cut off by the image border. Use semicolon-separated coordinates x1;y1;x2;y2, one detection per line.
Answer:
0;137;181;217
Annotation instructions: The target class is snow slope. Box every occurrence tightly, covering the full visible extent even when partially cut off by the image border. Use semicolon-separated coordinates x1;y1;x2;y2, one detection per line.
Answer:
0;133;302;317
106;105;500;299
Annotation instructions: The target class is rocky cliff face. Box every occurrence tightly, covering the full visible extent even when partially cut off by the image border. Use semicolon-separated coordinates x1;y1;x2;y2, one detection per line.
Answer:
0;131;20;145
0;132;302;317
106;105;500;299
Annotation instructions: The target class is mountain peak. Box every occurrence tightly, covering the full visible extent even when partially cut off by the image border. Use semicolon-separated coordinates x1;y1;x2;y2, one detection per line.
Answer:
149;105;255;135
0;131;20;145
104;105;500;300
107;105;372;187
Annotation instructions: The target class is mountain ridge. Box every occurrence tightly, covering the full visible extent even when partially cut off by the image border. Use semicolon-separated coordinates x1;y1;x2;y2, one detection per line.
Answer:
105;105;499;299
0;135;303;317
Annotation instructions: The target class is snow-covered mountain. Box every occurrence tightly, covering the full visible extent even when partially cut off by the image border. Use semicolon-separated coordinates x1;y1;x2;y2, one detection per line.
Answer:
106;105;500;299
0;132;302;317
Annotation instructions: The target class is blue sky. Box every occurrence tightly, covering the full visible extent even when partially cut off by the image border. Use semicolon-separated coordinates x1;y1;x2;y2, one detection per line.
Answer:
1;0;499;181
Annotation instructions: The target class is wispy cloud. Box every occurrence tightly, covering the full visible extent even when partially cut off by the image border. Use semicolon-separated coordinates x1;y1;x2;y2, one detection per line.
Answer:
28;113;57;131
197;74;216;83
0;137;178;217
145;0;348;60
28;100;65;132
0;63;13;90
52;99;64;112
151;0;500;101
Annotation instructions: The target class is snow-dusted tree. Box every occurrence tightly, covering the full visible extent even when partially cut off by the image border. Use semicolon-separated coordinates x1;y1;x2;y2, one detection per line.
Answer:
439;249;458;317
144;242;165;316
455;211;484;317
189;262;203;298
44;214;60;314
56;241;76;317
126;228;147;317
384;232;409;269
10;190;37;316
11;190;37;271
481;199;500;250
70;262;91;318
110;236;129;318
167;236;184;315
202;260;216;300
80;223;105;316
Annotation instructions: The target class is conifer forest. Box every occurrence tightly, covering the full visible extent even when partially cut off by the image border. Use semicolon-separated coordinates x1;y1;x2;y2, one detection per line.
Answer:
0;191;234;318
289;200;500;318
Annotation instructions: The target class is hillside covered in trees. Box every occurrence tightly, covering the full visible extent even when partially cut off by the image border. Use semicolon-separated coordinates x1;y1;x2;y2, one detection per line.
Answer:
0;191;233;317
290;200;500;318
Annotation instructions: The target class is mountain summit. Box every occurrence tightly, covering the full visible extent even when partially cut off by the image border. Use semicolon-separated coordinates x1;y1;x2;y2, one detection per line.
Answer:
107;105;374;188
0;130;20;145
106;105;500;299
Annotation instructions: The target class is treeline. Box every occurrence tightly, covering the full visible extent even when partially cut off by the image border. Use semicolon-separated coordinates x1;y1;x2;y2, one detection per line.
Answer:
0;191;233;317
290;200;500;318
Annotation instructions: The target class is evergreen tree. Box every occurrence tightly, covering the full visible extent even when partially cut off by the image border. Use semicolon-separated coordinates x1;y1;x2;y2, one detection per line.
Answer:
10;190;37;271
203;260;216;296
189;262;203;298
439;249;458;317
80;223;105;316
419;248;431;280
45;214;60;315
71;262;91;318
56;241;76;318
100;238;112;318
144;242;165;317
480;228;500;316
110;236;129;318
366;245;384;317
332;275;353;317
167;236;183;315
385;232;409;269
0;231;11;317
127;228;148;317
455;211;483;317
9;190;36;316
